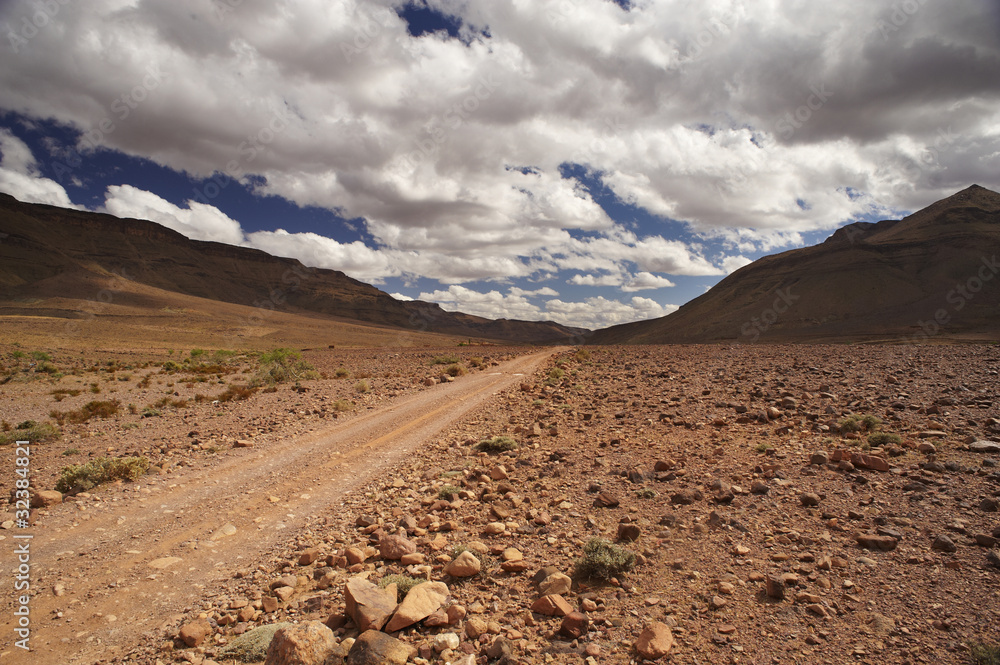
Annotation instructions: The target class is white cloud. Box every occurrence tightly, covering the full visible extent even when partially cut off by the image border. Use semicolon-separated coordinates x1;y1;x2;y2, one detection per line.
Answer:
721;255;753;274
102;185;245;245
418;285;543;321
246;229;397;284
569;273;622;287
0;129;77;208
545;296;679;330
621;272;676;292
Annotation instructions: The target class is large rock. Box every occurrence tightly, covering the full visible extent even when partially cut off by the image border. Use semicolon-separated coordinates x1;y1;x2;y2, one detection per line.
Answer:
344;577;398;631
969;440;1000;453
379;534;417;560
529;594;573;617
346;630;415;665
30;490;63;508
178;619;212;647
443;551;481;577
385;581;449;632
265;621;342;665
855;534;898;551
636;622;674;660
537;572;572;596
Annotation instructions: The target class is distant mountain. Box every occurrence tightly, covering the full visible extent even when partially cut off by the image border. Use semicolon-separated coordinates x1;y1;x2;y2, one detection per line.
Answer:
0;194;585;344
590;185;1000;344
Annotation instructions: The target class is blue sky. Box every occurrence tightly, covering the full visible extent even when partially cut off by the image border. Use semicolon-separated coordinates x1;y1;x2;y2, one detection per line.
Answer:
1;0;998;329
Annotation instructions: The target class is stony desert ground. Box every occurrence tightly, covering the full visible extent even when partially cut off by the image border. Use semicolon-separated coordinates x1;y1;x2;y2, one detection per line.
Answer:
3;343;1000;665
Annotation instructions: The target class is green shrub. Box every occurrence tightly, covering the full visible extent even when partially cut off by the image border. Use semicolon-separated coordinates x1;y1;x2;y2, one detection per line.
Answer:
575;349;591;361
476;435;518;453
867;432;902;447
61;448;80;456
575;538;636;580
969;642;1000;665
55;456;150;492
30;351;52;361
355;380;370;393
430;355;460;366
331;399;353;412
840;414;882;434
0;421;60;446
379;575;425;602
50;399;120;425
636;488;657;499
334;367;350;379
220;623;293;663
438;484;461;500
445;364;466;377
469;357;485;368
256;348;318;385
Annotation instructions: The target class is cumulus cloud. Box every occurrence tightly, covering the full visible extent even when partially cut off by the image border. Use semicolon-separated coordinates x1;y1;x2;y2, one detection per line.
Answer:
0;129;77;208
545;296;679;330
621;272;676;292
103;185;245;245
721;255;753;274
418;285;543;321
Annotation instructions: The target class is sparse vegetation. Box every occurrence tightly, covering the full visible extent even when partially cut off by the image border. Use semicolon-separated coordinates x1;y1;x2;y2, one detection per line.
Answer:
445;364;467;377
50;388;82;402
61;448;80;456
331;399;353;412
575;537;636;580
968;642;1000;665
55;455;150;493
255;348;318;385
636;488;657;499
379;574;424;602
355;380;370;393
469;356;485;368
476;435;518;453
217;384;257;402
334;367;350;379
839;414;882;434
219;623;293;663
575;348;591;361
755;442;773;453
430;354;460;366
0;420;60;446
50;399;120;425
867;432;902;447
438;484;461;500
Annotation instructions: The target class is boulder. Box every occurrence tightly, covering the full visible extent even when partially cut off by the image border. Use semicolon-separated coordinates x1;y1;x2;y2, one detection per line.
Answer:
636;622;674;660
385;581;449;632
265;621;341;665
346;630;415;665
443;551;481;577
344;577;398;632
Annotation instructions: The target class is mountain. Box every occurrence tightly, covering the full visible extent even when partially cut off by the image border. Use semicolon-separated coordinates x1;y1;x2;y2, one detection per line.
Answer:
590;185;1000;344
0;193;585;345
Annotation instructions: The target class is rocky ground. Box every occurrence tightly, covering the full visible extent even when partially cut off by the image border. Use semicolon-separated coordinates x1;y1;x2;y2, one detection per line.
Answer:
6;344;1000;665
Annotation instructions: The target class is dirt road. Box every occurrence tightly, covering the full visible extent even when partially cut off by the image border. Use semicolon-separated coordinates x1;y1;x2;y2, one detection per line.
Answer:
0;348;559;664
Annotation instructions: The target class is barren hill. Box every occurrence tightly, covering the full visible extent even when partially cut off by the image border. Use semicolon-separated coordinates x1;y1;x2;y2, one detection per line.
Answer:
591;185;1000;344
0;194;585;346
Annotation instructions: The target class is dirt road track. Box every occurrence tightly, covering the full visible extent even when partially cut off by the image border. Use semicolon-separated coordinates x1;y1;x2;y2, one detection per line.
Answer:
0;348;560;664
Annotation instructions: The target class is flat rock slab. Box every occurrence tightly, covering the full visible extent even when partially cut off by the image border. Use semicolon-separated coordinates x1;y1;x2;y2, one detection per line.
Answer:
148;556;183;569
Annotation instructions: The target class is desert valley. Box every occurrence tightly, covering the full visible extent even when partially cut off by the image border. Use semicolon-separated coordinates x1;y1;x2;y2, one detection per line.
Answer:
0;187;998;665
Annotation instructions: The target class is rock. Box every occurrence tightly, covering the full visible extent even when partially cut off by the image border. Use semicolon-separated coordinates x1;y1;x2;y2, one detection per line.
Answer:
298;548;320;566
560;611;589;639
265;621;338;665
750;481;769;494
765;576;785;600
346;630;415;665
618;523;641;542
274;586;296;602
345;547;367;565
809;452;829;466
670;489;702;505
856;534;898;551
385;581;449;632
502;547;523;561
594;492;619;508
443;551;481;577
179;619;212;647
484;522;506;535
635;621;674;660
432;632;460;652
234;438;253;447
530;594;573;617
538;572;572;596
988;551;1000;569
932;535;958;553
465;617;488;639
271;575;297;590
970;440;1000;453
344;577;398;632
800;492;821;507
379;534;417;560
974;534;997;548
980;498;999;513
30;490;63;508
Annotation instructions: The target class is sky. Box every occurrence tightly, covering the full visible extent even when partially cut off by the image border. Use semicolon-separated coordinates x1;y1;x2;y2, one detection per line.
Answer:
1;0;998;331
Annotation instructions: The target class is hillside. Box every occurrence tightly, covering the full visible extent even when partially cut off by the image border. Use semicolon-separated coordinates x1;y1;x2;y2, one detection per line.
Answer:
590;185;1000;344
0;194;585;346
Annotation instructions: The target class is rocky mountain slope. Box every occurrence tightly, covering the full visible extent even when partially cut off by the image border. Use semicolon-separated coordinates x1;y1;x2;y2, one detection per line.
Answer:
0;193;585;345
591;185;1000;344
